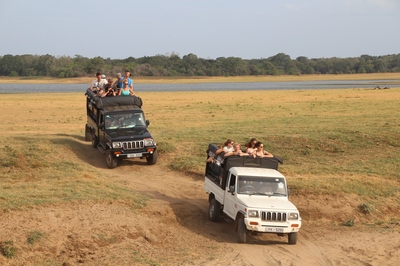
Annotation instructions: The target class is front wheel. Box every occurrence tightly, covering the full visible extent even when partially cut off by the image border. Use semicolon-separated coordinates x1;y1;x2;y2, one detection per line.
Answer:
237;217;247;243
105;150;118;169
146;150;158;165
288;232;298;245
208;199;221;222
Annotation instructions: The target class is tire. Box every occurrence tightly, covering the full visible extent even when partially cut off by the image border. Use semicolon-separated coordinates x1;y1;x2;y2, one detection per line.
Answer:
237;216;247;243
288;232;298;245
105;150;118;169
146;150;158;165
84;124;91;141
91;134;98;148
208;199;221;222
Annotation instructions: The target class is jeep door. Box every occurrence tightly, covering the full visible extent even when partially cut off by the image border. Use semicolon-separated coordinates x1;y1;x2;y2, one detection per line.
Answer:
223;173;237;219
99;112;106;148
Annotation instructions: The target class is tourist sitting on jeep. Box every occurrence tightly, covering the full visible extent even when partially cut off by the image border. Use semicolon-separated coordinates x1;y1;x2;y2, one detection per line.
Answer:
224;143;249;157
251;141;274;158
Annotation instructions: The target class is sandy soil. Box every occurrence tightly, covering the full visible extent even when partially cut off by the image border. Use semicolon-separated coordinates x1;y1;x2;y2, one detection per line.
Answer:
1;140;399;266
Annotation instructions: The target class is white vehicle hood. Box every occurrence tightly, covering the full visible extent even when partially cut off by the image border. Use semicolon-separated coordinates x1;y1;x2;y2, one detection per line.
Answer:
237;196;298;211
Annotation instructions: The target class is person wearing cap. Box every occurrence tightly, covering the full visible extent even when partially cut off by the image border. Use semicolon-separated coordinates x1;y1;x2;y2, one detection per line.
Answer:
90;72;107;93
118;70;134;95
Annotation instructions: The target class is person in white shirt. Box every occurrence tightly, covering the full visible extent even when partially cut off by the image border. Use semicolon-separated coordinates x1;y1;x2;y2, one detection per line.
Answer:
90;72;107;93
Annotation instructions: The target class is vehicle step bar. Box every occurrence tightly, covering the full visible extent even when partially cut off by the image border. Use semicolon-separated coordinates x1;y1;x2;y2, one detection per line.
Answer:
97;145;105;154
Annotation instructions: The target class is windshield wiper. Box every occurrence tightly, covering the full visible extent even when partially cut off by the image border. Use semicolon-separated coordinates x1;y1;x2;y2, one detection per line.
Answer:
272;192;287;196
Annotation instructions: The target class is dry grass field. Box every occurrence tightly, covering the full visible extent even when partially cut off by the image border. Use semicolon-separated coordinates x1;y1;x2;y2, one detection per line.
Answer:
0;75;399;265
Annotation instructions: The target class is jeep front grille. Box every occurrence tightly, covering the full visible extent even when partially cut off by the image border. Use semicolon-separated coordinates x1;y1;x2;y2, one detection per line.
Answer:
261;212;287;222
122;141;144;150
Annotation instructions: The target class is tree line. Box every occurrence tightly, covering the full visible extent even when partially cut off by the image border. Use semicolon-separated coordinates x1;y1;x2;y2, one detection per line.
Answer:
0;53;399;78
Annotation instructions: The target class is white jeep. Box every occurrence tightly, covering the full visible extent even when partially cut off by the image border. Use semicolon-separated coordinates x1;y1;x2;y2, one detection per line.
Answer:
204;144;301;244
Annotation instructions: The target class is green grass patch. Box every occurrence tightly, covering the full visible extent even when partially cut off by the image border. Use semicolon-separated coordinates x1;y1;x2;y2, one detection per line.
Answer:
341;219;355;227
0;135;148;211
27;230;44;245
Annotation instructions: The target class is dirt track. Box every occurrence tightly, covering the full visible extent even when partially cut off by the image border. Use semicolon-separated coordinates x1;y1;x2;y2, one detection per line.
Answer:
1;140;399;266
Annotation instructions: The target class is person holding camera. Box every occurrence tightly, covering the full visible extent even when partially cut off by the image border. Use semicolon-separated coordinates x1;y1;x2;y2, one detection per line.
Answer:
90;72;107;93
100;79;116;97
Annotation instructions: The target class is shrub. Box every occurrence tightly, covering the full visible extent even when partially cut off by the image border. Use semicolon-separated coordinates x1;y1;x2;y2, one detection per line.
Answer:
1;240;16;258
341;219;355;227
358;202;372;214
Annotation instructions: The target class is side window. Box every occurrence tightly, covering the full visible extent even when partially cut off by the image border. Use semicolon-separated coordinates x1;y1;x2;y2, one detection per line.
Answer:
228;174;236;191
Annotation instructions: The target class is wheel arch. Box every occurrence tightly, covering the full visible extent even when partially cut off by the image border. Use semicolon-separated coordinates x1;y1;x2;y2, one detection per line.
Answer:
235;211;246;232
208;193;215;203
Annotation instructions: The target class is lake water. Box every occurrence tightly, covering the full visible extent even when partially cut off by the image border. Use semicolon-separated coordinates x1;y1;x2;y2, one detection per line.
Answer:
0;79;395;93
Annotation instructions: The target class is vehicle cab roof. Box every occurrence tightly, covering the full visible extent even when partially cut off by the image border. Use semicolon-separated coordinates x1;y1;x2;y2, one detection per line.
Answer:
229;167;285;178
103;106;143;113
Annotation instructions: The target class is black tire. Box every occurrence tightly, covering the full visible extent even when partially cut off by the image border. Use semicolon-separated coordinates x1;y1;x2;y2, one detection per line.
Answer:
84;124;91;141
105;150;118;169
288;232;298;245
237;216;247;243
146;150;158;165
91;134;98;148
208;199;221;222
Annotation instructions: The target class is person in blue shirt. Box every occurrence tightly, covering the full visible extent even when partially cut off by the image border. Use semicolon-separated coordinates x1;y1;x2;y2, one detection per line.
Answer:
118;80;134;96
118;70;134;95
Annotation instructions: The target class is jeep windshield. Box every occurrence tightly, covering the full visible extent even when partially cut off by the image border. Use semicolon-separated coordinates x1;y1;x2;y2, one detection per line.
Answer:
237;176;287;196
105;112;146;130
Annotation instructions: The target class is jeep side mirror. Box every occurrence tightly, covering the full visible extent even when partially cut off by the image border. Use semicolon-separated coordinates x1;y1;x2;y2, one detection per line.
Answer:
146;120;150;126
287;188;291;196
100;123;105;130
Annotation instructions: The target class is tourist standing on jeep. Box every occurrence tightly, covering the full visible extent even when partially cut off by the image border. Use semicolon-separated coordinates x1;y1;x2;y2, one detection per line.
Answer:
90;72;107;93
119;70;134;95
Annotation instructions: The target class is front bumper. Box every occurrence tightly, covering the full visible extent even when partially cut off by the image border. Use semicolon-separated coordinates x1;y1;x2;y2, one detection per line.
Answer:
244;218;301;234
112;147;156;159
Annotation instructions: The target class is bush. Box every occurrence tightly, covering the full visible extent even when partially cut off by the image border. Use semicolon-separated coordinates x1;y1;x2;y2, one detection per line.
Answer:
1;240;16;258
341;219;355;227
358;202;372;214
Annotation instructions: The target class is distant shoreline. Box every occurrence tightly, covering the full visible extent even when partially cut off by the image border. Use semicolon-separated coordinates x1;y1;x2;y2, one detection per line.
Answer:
0;73;399;84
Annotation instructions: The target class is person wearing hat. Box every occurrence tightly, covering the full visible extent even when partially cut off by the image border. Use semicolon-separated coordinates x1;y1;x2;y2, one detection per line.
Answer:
90;72;107;93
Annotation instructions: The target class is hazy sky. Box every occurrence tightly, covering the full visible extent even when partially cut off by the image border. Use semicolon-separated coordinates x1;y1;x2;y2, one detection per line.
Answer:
1;0;399;60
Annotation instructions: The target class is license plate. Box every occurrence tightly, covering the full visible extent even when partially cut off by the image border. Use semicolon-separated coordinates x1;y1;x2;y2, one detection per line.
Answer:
266;228;284;233
127;153;142;158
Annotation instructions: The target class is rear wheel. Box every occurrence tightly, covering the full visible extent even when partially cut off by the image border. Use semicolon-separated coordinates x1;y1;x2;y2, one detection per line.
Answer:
146;150;158;165
237;216;247;243
84;124;91;141
91;134;98;148
208;199;221;222
105;150;118;169
288;232;298;245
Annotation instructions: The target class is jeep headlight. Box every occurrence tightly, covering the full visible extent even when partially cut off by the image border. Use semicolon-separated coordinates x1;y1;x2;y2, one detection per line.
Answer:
288;213;299;220
248;210;259;218
144;139;154;146
112;142;122;148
